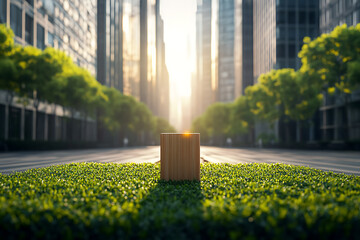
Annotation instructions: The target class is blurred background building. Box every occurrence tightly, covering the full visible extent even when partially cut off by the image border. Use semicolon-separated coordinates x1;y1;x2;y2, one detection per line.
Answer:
0;0;97;143
253;0;319;142
234;0;253;98
193;0;213;120
97;0;169;120
193;0;359;145
319;0;360;144
0;0;169;146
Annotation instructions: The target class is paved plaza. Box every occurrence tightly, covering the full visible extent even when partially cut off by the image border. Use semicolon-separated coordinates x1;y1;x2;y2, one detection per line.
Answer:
0;146;359;175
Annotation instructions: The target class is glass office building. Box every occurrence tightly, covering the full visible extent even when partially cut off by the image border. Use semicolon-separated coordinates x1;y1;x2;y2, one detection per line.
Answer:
234;0;253;97
217;0;235;103
97;0;122;90
253;0;319;82
123;0;141;100
194;0;213;118
0;0;97;142
253;0;319;142
2;0;96;75
155;1;170;120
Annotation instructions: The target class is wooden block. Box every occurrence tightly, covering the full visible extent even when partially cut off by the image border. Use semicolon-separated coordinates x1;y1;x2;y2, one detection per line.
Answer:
160;133;200;181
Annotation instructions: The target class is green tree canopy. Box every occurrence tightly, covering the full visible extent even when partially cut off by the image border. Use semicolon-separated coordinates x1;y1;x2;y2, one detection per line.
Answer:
0;24;14;57
229;96;254;136
299;24;360;94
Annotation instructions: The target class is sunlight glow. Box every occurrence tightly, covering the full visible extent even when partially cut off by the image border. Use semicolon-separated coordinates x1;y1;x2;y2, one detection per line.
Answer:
160;0;196;130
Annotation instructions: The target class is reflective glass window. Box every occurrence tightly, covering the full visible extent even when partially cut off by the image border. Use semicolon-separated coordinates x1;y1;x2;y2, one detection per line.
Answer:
0;0;6;23
37;24;45;49
10;4;22;37
25;14;33;45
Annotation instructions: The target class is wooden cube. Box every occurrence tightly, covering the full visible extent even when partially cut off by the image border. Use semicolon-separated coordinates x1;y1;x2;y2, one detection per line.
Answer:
160;133;200;181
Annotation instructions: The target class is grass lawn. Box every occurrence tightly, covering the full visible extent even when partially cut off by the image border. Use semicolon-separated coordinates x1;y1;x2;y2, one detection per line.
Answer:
0;163;360;239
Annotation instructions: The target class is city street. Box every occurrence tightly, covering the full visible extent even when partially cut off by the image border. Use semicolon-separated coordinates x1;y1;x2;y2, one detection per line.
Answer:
1;146;359;175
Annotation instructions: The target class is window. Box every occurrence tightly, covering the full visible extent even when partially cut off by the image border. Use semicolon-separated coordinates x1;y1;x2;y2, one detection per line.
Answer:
276;44;286;58
288;44;296;58
0;0;6;23
277;10;286;24
10;4;22;37
288;11;296;24
299;0;307;8
277;26;286;39
37;24;45;49
25;14;33;45
288;0;296;8
48;32;54;47
288;27;296;40
309;11;316;24
299;11;306;24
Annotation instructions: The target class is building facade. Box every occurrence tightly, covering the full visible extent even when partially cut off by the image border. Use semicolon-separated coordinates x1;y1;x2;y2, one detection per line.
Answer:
155;0;169;120
253;0;319;82
0;0;97;143
97;0;169;119
193;0;213;120
122;0;141;100
97;0;122;90
217;0;235;102
234;0;253;97
319;0;360;142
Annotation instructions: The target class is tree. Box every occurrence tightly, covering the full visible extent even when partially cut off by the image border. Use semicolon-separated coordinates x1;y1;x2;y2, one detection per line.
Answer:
132;102;156;145
191;115;209;143
101;88;138;143
153;117;176;144
299;24;360;94
0;25;16;140
0;24;14;57
202;102;231;145
228;96;254;143
299;24;360;140
245;71;280;124
246;69;322;142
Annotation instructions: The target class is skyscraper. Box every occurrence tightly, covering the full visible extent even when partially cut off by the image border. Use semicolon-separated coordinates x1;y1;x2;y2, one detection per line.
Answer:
217;0;235;102
156;0;170;121
97;0;123;90
123;0;141;100
253;0;319;82
97;0;169;119
193;0;213;119
0;0;97;142
234;0;253;97
253;0;319;142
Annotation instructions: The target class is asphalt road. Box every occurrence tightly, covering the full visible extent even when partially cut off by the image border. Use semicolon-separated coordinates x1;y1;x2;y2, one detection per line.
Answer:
0;146;359;175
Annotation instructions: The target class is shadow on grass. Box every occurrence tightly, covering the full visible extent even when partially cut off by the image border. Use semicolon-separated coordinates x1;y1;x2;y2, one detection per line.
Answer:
134;180;204;239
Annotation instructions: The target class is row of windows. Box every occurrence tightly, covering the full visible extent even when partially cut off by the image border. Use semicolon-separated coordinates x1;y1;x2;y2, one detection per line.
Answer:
277;0;318;8
276;26;318;40
276;43;301;58
277;10;317;24
320;0;358;9
3;1;96;76
8;3;49;49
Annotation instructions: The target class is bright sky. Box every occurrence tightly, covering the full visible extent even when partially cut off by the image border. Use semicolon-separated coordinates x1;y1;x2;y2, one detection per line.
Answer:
160;0;196;131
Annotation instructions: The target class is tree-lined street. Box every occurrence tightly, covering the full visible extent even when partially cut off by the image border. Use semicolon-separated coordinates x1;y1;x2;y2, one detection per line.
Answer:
1;146;359;176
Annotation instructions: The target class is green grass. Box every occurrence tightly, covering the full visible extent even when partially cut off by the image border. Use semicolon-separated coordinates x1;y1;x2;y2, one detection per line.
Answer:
1;163;360;240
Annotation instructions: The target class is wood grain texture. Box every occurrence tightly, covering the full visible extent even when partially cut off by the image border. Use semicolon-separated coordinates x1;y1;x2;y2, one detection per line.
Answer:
160;133;200;181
